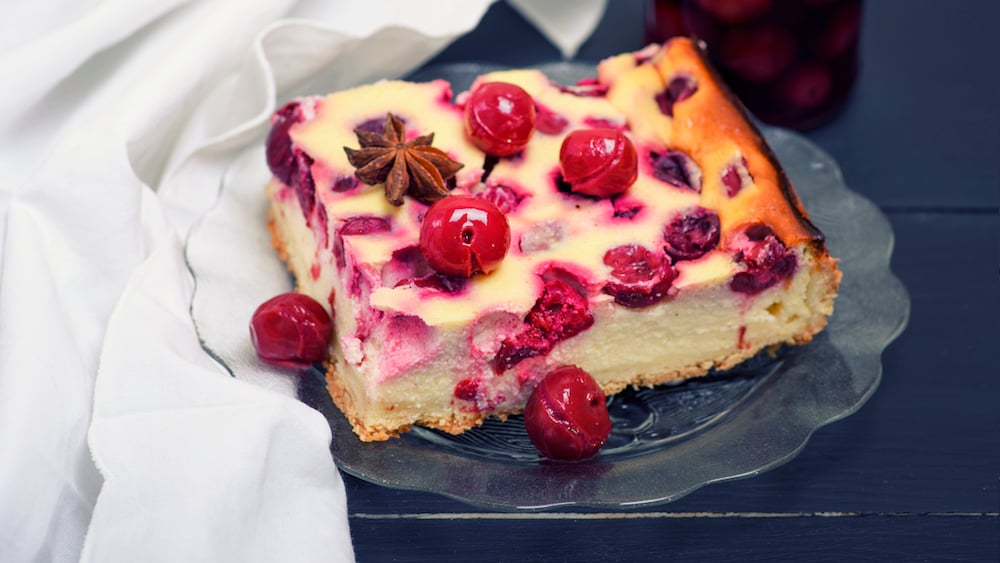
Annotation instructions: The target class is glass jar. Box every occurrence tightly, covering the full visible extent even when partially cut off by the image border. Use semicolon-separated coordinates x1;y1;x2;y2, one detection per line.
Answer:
645;0;863;130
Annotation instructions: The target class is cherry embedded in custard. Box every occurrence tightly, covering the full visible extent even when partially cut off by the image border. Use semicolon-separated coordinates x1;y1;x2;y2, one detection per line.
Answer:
333;215;392;268
476;183;524;214
524;365;611;461
663;206;721;261
559;128;638;197
339;215;392;236
464;82;536;157
650;150;701;192
419;195;511;277
534;102;569;135
655;74;698;118
524;278;593;338
493;278;594;373
265;101;302;186
266;101;317;217
250;292;332;368
602;244;677;308
728;224;798;294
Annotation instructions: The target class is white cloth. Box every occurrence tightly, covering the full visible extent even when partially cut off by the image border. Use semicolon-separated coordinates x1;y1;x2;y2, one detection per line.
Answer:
0;1;606;561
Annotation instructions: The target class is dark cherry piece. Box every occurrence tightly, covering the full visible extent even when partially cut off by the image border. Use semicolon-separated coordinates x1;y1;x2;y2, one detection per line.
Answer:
663;206;721;261
728;224;798;294
649;150;701;192
603;244;677;308
494;278;594;372
250;293;332;368
266;101;316;218
721;158;751;197
419;195;510;277
523;365;611;461
333;215;392;268
612;197;644;219
655;74;698;117
382;245;468;294
266;101;302;186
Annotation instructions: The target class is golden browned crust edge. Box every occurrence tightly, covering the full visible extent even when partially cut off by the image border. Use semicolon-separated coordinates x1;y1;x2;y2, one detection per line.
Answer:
683;38;826;245
650;38;827;249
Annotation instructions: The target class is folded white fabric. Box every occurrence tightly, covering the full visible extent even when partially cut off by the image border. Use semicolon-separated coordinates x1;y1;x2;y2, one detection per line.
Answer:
0;1;606;562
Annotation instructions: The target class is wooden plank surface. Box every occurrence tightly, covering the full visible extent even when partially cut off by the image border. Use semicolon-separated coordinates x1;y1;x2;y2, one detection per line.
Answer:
350;514;996;562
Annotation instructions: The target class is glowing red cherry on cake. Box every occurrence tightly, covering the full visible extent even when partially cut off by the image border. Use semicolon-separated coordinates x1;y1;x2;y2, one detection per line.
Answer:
419;195;511;277
524;365;611;461
464;82;536;157
559;128;638;197
250;292;332;368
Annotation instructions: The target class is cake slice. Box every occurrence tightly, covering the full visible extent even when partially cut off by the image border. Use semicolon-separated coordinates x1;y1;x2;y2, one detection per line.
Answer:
263;38;841;442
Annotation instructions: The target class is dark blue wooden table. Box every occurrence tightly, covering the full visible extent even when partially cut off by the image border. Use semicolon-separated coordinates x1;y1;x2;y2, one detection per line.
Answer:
345;1;1000;560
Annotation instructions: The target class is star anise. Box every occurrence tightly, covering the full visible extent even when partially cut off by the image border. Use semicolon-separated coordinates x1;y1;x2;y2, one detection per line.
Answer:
344;113;464;206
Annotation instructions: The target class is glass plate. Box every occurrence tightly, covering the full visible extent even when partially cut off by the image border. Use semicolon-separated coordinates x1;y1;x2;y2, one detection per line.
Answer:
186;63;910;511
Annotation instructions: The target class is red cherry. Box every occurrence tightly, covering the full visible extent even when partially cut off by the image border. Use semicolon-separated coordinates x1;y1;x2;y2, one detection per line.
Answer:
419;195;511;277
559;128;638;197
464;82;536;157
250;293;332;368
524;365;611;461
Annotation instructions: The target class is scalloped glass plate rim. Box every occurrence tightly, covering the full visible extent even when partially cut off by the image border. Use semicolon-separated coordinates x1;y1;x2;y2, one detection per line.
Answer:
186;62;910;512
